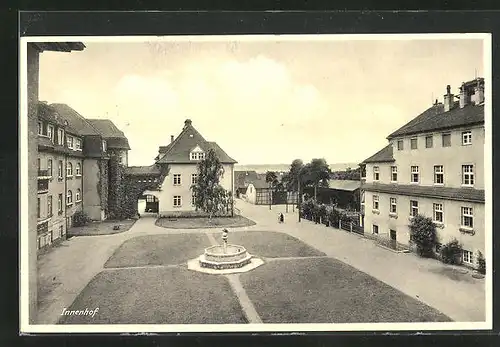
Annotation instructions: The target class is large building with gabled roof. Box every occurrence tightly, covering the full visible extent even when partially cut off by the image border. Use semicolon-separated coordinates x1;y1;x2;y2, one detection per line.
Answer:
359;77;485;269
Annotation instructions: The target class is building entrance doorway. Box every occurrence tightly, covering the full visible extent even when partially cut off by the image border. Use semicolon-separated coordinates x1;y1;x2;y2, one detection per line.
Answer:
390;229;397;249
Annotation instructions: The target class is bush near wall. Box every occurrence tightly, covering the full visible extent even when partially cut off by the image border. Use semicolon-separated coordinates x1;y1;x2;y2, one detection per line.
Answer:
476;251;486;274
440;239;463;265
73;210;92;227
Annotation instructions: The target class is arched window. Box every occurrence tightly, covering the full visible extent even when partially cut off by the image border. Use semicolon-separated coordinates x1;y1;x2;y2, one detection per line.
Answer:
66;162;73;177
76;163;81;176
67;190;73;205
76;189;81;202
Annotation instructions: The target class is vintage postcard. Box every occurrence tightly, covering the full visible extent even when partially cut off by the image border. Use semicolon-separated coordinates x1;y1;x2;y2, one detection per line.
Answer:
19;33;492;333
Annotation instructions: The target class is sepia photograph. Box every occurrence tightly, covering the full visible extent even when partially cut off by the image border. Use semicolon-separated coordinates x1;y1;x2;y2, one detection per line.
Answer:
19;33;492;333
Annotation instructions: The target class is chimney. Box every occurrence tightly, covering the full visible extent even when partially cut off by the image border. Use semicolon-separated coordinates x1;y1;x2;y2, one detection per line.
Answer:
472;78;485;105
443;84;455;112
459;82;470;109
184;119;192;127
170;135;174;143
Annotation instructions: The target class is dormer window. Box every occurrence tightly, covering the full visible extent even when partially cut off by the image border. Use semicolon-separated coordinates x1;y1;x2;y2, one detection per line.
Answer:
57;128;65;146
75;138;82;151
190;145;205;161
67;135;74;149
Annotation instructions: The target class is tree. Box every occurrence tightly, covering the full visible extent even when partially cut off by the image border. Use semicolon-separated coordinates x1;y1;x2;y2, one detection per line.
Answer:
265;171;278;209
302;158;331;200
191;148;231;219
408;214;438;257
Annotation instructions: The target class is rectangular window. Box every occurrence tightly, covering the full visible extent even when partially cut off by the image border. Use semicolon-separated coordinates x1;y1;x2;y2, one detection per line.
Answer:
442;133;451;147
191;193;196;206
410;137;418;150
191;173;198;185
397;140;404;150
434;165;444;184
67;135;74;149
102;140;107;152
390;197;397;214
373;166;380;181
173;174;181;185
462;131;472;145
37;198;41;218
433;203;443;223
47;125;54;142
37;158;41;171
58;194;63;213
47;159;53;177
462;165;474;186
173;195;182;207
461;207;474;228
372;195;379;211
57;128;65;145
75;138;82;150
38;121;43;135
425;135;433;148
410;200;419;217
58;161;63;179
411;166;419;183
391;166;397;182
462;250;473;264
372;224;379;234
47;196;52;217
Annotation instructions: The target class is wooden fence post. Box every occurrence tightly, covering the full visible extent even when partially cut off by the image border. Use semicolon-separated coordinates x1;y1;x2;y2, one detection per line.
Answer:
339;219;341;229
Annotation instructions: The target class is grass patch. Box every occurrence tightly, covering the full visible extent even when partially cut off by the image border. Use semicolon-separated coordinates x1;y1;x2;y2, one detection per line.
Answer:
105;234;210;268
212;231;325;258
68;219;136;237
58;267;247;324
240;257;452;323
155;215;256;229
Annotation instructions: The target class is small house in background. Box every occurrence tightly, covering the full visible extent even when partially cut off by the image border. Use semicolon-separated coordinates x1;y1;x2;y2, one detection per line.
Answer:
304;179;361;211
235;170;298;205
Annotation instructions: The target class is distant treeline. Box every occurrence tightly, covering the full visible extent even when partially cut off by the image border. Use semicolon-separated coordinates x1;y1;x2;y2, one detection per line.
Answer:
330;167;361;181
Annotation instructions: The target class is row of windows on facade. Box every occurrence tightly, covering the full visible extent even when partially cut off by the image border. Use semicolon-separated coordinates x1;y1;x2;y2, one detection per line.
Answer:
38;225;65;249
190;151;205;160
369;195;474;229
173;173;198;186
37;189;82;218
172;194;196;207
38;158;82;178
38;120;108;152
396;130;474;151
371;164;475;186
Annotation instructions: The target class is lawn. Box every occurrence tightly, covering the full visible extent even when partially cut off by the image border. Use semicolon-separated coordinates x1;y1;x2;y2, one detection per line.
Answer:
211;231;326;258
155;215;256;229
58;267;247;324
68;219;136;237
105;234;210;268
240;257;452;323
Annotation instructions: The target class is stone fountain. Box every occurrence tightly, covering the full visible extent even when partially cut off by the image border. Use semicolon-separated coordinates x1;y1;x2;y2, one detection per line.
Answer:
187;229;264;274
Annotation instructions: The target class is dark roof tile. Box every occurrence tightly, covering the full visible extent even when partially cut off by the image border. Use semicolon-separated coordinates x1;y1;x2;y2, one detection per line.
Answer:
50;103;100;136
362;144;395;164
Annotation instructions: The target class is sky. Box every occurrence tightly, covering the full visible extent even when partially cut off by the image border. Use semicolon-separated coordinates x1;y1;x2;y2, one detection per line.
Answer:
38;37;485;167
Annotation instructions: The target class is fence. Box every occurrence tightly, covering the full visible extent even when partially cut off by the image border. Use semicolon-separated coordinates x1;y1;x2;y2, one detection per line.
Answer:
364;232;410;252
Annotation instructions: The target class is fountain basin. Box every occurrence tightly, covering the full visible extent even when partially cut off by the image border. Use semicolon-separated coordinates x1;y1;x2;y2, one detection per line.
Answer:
200;244;251;270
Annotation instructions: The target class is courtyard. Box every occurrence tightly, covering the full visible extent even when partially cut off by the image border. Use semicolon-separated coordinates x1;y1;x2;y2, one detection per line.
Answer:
37;200;485;326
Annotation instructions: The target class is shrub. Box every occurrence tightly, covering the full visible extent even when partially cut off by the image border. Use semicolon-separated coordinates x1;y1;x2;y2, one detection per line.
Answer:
476;251;486;274
73;210;92;227
318;204;328;224
440;239;463;265
408;214;437;257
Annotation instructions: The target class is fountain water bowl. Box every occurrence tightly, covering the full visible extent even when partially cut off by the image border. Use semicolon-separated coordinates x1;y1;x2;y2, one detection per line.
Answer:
199;244;252;270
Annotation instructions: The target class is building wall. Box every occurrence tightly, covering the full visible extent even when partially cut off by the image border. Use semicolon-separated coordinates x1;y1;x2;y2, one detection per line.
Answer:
65;155;84;227
244;184;257;204
82;158;107;220
158;163;234;214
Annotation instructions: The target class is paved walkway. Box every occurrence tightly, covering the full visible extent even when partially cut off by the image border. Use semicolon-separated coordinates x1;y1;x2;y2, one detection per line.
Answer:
36;199;485;324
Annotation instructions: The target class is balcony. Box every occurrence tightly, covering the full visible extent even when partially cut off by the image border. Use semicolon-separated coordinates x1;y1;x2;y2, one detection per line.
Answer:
37;179;49;194
38;169;51;180
37;220;49;235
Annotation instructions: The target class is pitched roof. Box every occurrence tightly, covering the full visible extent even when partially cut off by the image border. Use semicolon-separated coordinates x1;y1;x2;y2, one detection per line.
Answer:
37;102;67;127
156;120;237;164
235;171;260;189
87;119;131;150
327;179;361;191
247;174;270;189
387;103;484;139
125;165;161;176
362;183;484;203
362;144;395;164
50;103;100;136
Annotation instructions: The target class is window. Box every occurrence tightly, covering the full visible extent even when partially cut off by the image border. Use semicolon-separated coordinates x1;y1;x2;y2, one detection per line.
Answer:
410;137;418;150
58;160;63;179
191;193;196;206
191;173;198;185
190;151;206;160
75;163;81;176
462;165;474;186
433;203;443;223
373;166;380;181
461;207;474;228
58;194;63;213
434;165;444;185
463;250;473;264
37;198;40;218
410;200;419;217
76;189;81;202
397;140;404;150
38;121;43;135
66;190;73;205
47;125;54;142
67;135;74;149
47;159;53;177
102;140;107;152
411;166;419;183
37;158;41;171
391;166;397;182
75;138;82;150
372;195;379;210
47;196;52;217
173;174;181;185
66;162;73;177
60;225;64;237
462;131;472;145
390;197;397;214
173;195;182;207
372;224;379;234
442;133;451;147
425;135;433;148
57;128;65;145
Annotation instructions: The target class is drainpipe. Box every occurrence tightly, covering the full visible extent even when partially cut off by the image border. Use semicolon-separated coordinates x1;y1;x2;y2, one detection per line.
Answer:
231;164;234;217
64;154;67;235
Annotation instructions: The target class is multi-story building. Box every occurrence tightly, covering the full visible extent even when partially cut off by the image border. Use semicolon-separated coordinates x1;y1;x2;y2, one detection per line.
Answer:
360;77;485;268
36;102;130;250
153;119;237;216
